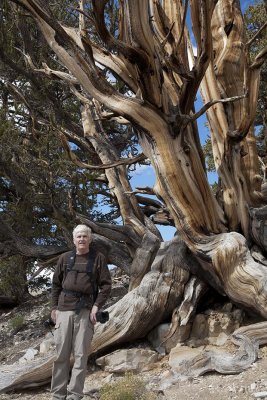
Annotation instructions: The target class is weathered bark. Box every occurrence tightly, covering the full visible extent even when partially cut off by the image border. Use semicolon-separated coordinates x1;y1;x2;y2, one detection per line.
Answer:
128;231;161;290
78;100;163;286
0;237;192;392
3;0;267;388
200;3;265;237
251;245;267;267
0;354;56;393
0;234;266;392
250;206;267;252
160;321;267;388
10;0;223;240
162;276;208;346
92;238;191;352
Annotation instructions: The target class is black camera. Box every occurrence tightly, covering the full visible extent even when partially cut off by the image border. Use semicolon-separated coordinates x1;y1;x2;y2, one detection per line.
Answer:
96;311;109;324
44;318;56;328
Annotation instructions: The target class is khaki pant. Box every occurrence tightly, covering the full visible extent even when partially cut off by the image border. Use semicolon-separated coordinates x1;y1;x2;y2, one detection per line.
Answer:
51;309;94;400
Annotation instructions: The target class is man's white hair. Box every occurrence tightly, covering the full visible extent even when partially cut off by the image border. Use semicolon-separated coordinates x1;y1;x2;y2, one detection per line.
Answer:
72;224;92;239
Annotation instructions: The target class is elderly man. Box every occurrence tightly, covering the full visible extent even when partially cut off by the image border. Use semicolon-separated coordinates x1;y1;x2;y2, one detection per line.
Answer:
50;224;111;400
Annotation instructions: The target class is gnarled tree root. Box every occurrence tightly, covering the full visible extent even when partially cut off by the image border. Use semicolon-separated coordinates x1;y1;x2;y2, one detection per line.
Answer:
159;321;267;390
0;354;56;393
0;239;191;393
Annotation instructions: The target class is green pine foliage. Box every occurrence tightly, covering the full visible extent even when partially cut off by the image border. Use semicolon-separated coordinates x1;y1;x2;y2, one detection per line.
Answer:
0;256;27;300
8;314;25;333
202;135;215;173
0;1;122;300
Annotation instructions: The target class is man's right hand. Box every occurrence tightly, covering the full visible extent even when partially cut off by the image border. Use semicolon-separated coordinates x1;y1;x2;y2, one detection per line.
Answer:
51;309;57;324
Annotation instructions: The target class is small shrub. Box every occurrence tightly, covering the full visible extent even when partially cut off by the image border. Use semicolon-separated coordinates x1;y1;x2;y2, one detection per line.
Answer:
40;306;51;323
100;373;158;400
8;314;25;332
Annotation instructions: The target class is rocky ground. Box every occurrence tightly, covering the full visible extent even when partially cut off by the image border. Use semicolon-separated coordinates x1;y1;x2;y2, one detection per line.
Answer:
1;288;267;400
1;355;267;400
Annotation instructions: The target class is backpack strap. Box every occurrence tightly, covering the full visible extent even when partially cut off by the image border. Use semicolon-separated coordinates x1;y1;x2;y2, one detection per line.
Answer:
66;250;76;273
85;247;96;276
86;248;98;302
64;247;98;302
65;248;96;274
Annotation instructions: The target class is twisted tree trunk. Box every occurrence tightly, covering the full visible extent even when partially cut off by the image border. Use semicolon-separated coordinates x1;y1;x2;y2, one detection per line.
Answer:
2;0;267;392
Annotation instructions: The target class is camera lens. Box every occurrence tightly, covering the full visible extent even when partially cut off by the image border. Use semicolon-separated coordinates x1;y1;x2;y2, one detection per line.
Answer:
96;311;109;323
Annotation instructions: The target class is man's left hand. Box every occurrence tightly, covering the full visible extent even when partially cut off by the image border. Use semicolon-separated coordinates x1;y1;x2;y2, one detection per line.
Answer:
90;305;99;325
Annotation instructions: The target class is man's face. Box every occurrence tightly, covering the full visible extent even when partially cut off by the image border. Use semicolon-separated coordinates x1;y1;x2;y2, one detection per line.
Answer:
73;231;91;254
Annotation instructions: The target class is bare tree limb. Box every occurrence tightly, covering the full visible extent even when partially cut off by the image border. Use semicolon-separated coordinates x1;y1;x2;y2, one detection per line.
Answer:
91;0;149;71
78;0;86;34
69;6;94;26
60;132;146;169
128;186;156;195
160;22;175;47
179;0;216;114
190;93;247;124
251;45;267;69
176;0;189;49
25;55;79;84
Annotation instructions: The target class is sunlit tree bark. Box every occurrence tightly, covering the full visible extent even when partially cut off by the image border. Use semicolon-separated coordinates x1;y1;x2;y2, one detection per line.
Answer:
0;0;267;388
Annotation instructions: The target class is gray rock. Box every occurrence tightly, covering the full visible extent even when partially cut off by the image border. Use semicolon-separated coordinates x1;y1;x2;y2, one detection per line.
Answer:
96;348;159;373
18;347;38;364
39;332;55;354
254;392;267;398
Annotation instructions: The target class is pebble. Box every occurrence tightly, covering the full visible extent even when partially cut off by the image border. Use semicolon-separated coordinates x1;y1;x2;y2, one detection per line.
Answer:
254;392;267;398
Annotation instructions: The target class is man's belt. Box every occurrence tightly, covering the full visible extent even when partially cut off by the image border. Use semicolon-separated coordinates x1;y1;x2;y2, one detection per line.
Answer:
62;288;91;298
62;289;93;314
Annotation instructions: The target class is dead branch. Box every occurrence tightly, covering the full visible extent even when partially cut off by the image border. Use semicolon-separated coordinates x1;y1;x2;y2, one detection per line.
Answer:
246;21;267;47
60;132;146;169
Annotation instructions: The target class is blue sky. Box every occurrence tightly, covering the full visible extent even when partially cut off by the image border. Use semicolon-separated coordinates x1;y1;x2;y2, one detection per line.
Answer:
242;0;257;10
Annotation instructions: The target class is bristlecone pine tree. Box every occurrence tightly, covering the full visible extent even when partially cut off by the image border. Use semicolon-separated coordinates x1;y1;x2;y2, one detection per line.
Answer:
1;0;267;391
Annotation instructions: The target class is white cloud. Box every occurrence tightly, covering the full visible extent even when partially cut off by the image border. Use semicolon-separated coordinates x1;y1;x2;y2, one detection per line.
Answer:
132;164;153;176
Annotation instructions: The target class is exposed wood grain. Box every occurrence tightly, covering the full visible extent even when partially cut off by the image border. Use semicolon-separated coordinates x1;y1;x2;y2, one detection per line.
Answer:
167;321;267;380
0;354;56;393
0;238;192;393
4;0;267;392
